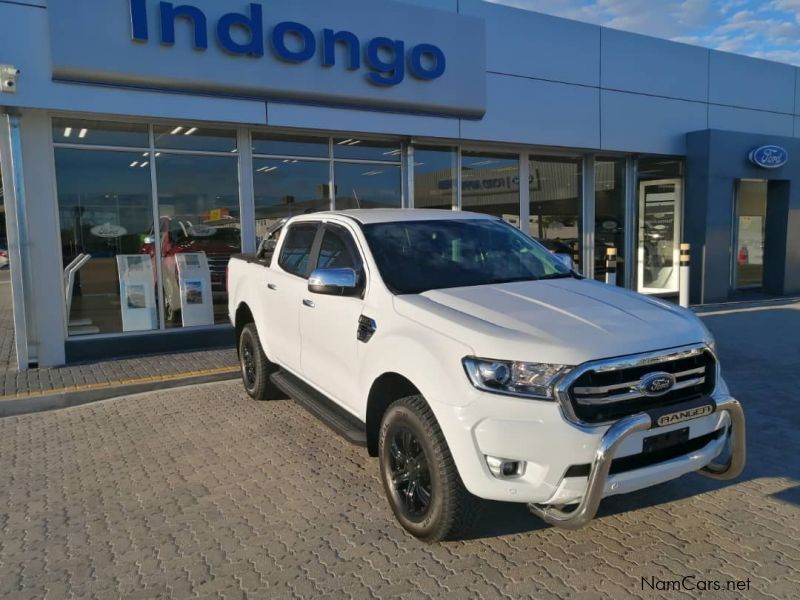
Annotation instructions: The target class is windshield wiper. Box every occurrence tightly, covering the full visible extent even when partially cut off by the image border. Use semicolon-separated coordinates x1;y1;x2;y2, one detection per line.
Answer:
537;272;575;280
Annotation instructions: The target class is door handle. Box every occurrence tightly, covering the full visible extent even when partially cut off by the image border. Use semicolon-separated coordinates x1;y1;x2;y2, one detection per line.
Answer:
267;283;277;290
302;299;315;308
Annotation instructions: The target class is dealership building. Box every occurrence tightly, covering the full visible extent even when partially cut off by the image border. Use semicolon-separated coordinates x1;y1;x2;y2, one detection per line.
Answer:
1;0;799;368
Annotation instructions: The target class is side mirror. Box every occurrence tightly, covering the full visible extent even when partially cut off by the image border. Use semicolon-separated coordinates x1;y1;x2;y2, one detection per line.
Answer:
308;267;361;296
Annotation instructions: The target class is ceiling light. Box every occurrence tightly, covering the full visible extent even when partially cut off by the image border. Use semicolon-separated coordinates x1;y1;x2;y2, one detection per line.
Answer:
338;139;353;145
170;126;183;135
129;161;139;168
64;127;72;138
140;161;148;168
184;127;198;136
155;152;161;157
78;129;88;138
348;140;361;146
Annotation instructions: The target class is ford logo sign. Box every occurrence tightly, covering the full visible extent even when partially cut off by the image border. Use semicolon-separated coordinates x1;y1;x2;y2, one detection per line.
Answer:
748;145;788;169
638;372;676;397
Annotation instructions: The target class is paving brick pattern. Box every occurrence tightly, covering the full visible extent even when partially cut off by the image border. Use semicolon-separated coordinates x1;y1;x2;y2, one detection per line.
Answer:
1;302;799;598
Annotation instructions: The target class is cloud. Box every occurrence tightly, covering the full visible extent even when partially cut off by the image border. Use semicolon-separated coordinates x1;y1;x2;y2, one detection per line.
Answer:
487;0;800;66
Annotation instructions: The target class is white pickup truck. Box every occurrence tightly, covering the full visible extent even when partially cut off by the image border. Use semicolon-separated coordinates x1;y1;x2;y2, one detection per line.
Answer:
227;209;745;542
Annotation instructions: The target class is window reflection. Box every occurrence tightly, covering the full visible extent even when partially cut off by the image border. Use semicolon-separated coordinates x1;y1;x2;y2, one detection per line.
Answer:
52;119;149;148
461;152;520;224
253;159;330;243
334;163;402;209
413;147;457;210
595;157;626;286
154;154;240;327
252;132;329;158
333;138;402;162
529;156;582;271
55;148;156;335
154;125;237;153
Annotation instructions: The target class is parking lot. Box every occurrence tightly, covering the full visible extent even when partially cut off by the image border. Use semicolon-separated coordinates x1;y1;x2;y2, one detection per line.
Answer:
1;300;798;599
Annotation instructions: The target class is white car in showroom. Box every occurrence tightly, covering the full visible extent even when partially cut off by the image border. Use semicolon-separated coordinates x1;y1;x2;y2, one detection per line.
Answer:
227;210;745;542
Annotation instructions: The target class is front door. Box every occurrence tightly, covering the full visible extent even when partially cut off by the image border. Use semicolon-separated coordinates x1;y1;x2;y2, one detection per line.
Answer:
733;180;768;289
637;178;682;294
300;223;365;415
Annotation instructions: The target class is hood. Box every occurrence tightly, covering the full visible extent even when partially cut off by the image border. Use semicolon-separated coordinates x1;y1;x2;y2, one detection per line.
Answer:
395;278;711;365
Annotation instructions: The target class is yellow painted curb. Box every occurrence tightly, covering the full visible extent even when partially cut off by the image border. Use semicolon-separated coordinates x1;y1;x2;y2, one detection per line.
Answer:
0;366;239;401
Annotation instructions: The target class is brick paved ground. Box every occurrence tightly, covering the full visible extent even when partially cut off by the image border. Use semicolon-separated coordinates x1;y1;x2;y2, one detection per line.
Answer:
0;269;237;399
0;301;798;598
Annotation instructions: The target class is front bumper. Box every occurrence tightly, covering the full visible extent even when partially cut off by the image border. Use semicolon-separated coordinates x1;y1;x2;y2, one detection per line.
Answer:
527;396;745;529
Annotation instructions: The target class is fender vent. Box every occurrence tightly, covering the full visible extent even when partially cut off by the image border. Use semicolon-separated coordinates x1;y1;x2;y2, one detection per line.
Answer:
357;316;377;343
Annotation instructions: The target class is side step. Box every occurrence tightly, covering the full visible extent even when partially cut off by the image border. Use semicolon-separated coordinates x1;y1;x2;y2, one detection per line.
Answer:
270;370;367;446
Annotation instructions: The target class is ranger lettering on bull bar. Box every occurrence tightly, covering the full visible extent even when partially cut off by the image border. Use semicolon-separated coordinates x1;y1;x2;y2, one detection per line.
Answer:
228;209;746;542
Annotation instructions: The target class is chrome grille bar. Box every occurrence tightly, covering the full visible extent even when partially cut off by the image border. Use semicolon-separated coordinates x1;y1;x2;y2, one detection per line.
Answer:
574;376;706;405
573;366;706;396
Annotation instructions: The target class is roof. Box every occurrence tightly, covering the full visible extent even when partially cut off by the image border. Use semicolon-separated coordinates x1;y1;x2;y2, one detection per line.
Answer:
295;209;500;225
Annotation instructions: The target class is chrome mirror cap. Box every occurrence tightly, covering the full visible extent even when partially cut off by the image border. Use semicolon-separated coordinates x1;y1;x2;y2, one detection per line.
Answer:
308;268;360;296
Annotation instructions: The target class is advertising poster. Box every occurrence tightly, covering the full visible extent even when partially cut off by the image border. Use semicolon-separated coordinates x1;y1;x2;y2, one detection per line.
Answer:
175;253;214;327
116;255;158;332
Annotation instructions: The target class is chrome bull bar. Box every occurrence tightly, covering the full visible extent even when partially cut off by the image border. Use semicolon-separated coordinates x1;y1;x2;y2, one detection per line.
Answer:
528;397;746;529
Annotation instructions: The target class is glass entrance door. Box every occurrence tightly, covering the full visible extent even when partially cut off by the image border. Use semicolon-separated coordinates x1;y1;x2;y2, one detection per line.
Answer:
734;180;768;289
637;178;682;294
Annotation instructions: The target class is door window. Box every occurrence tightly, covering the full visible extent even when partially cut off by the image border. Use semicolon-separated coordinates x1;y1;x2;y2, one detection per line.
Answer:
734;180;768;289
278;224;319;278
317;226;361;271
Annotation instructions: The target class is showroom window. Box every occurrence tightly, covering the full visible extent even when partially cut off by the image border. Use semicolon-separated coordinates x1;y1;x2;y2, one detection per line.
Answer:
412;146;457;210
333;137;402;210
460;152;520;224
529;156;582;271
154;125;240;327
53;118;243;336
53;119;156;336
594;157;627;287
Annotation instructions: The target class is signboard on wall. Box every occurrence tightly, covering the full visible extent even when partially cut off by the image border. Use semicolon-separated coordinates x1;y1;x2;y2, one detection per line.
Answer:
47;0;487;118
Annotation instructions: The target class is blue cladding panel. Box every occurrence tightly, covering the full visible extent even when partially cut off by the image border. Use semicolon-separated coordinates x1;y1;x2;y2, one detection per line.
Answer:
459;0;600;87
601;29;709;102
460;73;600;148
601;90;707;155
709;51;796;114
709;105;794;137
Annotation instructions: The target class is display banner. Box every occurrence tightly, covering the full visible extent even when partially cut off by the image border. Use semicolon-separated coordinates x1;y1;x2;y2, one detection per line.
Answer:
116;255;158;332
176;253;214;327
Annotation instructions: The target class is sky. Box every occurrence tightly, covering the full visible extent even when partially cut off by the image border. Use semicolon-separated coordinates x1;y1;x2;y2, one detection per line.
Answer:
488;0;800;66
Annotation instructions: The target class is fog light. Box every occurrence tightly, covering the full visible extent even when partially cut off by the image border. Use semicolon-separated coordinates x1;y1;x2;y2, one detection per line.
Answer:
486;456;525;478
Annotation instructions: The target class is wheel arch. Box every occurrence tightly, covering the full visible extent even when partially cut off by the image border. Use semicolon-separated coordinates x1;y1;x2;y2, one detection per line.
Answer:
365;372;422;457
234;302;255;354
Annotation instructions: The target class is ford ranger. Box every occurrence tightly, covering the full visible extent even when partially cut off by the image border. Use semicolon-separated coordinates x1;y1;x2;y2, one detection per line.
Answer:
227;210;745;542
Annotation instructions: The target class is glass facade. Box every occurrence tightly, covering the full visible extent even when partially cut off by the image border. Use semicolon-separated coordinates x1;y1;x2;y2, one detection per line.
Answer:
529;156;582;271
51;116;689;341
461;152;520;224
413;147;457;210
594;157;626;286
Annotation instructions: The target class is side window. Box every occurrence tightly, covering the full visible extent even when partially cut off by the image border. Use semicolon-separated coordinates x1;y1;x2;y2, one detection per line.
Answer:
278;224;318;278
317;226;362;271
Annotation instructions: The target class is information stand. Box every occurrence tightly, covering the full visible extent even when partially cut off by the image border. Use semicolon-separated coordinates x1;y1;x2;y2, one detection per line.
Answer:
176;252;214;327
116;255;158;332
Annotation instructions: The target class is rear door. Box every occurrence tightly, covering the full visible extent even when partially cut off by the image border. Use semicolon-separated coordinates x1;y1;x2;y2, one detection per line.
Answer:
299;223;366;414
263;222;321;372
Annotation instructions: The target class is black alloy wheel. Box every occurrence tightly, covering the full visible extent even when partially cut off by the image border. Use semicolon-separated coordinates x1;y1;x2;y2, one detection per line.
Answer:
238;323;280;401
387;426;433;519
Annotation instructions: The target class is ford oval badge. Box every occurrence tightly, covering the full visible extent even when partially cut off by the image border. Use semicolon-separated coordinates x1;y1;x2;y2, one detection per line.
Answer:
638;372;676;397
749;145;788;169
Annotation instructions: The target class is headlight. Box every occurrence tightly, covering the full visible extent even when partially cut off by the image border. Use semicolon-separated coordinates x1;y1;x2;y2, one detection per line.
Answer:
462;357;570;400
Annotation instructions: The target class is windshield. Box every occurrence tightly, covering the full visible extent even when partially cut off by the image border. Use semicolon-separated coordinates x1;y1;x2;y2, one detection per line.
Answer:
362;218;573;294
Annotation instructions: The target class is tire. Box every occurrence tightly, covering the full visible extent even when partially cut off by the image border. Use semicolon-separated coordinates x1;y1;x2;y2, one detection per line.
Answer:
378;395;481;542
238;323;281;401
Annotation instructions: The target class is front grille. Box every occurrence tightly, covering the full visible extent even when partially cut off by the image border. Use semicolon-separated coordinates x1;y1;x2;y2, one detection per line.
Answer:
568;348;716;424
563;427;726;478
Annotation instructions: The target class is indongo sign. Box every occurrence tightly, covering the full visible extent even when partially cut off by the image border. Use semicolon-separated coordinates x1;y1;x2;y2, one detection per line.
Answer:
47;0;487;118
748;145;789;169
130;0;446;87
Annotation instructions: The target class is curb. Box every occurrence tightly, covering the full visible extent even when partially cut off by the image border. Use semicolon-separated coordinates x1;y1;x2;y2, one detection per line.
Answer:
0;368;240;418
